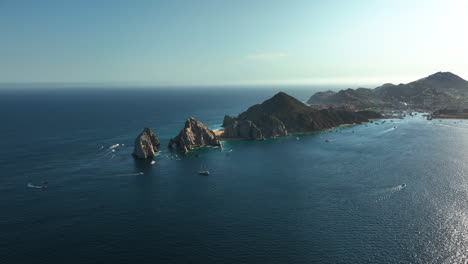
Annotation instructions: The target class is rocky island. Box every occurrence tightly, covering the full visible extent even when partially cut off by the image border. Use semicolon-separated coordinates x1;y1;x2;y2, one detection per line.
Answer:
168;117;221;153
220;92;381;140
132;127;160;159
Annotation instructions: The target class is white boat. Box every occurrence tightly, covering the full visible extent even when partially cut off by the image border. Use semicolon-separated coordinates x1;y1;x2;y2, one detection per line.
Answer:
198;164;210;175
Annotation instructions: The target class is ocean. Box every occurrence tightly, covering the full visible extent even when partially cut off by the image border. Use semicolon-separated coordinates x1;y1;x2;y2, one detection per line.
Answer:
1;87;468;264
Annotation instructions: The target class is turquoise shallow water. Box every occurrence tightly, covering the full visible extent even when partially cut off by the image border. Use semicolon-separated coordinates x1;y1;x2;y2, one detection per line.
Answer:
2;88;468;263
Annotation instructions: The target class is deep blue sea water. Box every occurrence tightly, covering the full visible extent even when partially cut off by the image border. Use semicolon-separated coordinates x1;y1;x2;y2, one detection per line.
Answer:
2;87;468;264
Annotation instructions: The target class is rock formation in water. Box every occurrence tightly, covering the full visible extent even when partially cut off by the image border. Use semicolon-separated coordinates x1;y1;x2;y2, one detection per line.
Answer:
307;72;468;110
169;117;221;153
222;92;381;140
132;127;161;159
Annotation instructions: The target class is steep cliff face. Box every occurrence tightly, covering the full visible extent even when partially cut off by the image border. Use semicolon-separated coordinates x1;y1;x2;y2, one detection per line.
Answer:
169;117;221;153
222;117;264;140
222;92;381;140
132;127;160;159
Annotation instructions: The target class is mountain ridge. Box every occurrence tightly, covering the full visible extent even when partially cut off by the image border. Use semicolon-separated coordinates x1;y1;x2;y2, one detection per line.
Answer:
222;92;381;140
307;72;468;109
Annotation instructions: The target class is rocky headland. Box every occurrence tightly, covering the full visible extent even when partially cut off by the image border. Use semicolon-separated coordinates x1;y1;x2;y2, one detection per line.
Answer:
220;92;381;140
132;127;161;159
133;93;382;155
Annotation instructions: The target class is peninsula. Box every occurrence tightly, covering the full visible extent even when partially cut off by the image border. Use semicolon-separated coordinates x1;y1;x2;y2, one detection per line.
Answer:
132;92;382;156
218;92;381;140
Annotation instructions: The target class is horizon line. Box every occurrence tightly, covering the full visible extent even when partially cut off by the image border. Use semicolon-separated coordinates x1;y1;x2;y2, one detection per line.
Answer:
0;71;462;89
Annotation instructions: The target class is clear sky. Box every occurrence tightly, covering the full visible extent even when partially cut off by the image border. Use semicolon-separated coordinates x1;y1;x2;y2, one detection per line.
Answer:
1;0;468;86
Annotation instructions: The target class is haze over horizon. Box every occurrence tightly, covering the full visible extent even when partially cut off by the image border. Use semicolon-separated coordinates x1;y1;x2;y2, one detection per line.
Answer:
2;0;468;87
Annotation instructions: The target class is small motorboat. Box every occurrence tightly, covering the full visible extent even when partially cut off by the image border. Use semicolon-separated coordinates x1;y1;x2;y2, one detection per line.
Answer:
198;163;210;175
400;183;406;188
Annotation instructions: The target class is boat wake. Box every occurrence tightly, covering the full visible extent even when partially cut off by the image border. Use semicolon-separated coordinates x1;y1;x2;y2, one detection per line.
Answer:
164;154;181;161
373;184;406;202
436;123;468;130
394;184;406;190
27;183;46;189
94;143;129;162
377;127;397;135
109;144;122;150
115;172;144;177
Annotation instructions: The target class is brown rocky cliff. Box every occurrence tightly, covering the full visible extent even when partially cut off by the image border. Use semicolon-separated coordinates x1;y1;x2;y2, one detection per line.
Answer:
133;127;160;159
169;117;220;153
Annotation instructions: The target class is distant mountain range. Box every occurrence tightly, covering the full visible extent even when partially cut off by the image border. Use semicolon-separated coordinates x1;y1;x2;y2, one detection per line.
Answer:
307;72;468;110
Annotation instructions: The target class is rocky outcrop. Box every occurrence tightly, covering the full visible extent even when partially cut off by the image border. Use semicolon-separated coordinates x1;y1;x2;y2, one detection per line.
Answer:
222;116;261;139
169;117;221;153
132;127;160;159
222;92;381;140
222;115;286;140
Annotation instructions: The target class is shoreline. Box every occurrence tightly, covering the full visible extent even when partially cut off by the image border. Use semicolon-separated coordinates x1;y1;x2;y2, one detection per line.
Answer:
433;115;468;119
214;119;384;142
